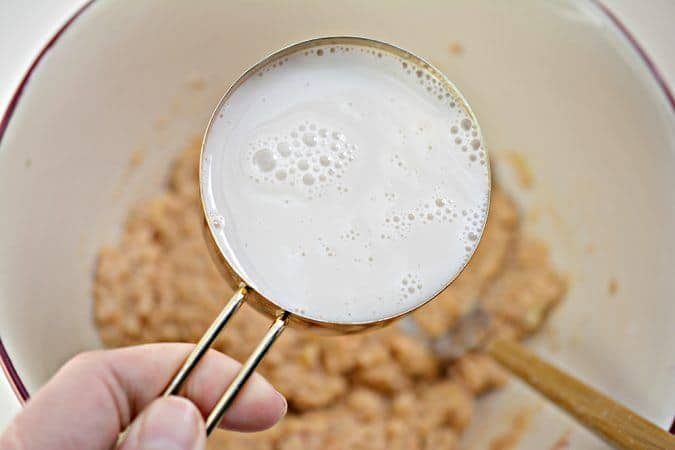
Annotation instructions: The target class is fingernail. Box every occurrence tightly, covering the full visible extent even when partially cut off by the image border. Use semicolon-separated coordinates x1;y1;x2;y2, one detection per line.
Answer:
136;397;205;450
277;390;288;417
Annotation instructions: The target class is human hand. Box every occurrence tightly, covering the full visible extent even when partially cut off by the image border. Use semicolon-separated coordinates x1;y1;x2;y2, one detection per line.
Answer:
0;343;287;450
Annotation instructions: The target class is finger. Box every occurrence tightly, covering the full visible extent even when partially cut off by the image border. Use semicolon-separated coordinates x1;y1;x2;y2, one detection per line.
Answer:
102;343;287;432
0;344;286;450
118;396;205;450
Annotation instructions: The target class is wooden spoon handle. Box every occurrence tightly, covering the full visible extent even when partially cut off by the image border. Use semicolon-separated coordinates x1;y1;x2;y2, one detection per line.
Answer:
487;338;675;450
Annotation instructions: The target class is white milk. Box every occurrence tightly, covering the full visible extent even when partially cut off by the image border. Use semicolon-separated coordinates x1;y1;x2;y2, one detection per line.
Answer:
201;42;490;324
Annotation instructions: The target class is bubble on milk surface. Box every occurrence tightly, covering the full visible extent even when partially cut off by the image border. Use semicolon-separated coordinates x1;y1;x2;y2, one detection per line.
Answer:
247;120;358;198
400;273;423;300
208;212;225;229
252;148;276;172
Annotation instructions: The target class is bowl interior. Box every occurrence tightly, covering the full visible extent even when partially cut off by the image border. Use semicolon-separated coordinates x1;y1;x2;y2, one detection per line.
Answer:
0;0;673;447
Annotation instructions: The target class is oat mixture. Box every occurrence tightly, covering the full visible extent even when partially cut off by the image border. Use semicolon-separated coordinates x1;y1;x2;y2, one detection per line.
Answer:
94;138;566;449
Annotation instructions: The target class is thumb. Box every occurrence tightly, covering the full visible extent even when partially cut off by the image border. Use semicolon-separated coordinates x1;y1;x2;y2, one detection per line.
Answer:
118;396;206;450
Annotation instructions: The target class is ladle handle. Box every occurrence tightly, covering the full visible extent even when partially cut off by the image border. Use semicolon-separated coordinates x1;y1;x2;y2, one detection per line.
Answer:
205;311;287;434
487;338;675;450
160;285;288;436
162;286;247;396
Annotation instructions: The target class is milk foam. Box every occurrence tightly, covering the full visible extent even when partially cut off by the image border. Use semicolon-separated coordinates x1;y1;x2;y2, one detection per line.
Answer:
201;42;490;324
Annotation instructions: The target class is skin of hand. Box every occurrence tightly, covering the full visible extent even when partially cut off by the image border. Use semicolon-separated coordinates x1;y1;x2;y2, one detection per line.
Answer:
0;343;287;450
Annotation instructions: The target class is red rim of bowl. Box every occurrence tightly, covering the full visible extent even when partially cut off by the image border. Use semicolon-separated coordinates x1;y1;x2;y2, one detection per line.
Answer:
0;0;673;434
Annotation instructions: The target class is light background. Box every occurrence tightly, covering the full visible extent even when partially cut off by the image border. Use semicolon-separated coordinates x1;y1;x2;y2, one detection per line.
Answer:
1;0;674;431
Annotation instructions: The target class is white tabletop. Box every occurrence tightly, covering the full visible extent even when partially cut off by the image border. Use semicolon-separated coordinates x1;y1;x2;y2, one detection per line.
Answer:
1;0;674;432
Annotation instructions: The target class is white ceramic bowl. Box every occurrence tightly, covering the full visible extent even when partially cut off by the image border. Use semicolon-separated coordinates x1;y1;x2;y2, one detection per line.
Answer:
1;1;673;447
